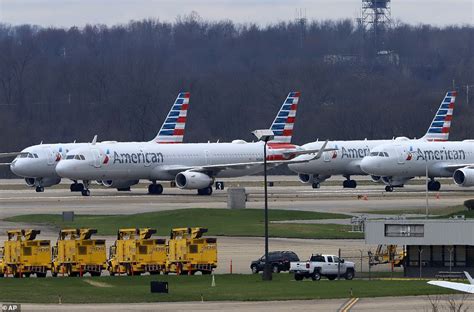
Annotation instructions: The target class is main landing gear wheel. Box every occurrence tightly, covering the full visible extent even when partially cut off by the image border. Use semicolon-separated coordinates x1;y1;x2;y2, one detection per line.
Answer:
81;189;90;196
312;182;320;189
427;180;441;192
148;184;163;195
35;186;44;193
70;183;84;192
342;180;357;188
197;187;213;196
385;185;394;192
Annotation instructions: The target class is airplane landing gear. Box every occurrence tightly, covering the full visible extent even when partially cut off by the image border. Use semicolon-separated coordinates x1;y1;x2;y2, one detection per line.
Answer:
197;187;213;196
385;185;394;192
70;182;84;192
148;183;163;195
35;186;44;193
427;180;441;192
81;181;90;196
312;182;320;189
342;176;357;188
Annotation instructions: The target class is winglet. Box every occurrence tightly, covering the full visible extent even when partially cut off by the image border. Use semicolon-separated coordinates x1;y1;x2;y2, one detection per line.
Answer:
153;92;190;143
422;91;456;142
91;135;97;145
312;140;328;160
465;271;474;285
270;91;300;143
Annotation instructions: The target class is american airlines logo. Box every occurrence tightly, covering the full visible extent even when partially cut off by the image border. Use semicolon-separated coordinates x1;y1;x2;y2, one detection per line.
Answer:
414;148;466;161
340;146;370;159
113;151;164;164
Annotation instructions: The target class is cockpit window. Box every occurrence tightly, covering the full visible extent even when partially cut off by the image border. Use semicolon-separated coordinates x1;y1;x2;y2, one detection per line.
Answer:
384;152;389;157
66;155;75;160
34;153;39;158
370;152;378;156
80;155;85;160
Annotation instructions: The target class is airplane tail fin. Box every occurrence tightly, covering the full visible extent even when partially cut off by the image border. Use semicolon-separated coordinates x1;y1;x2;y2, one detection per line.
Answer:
421;91;457;142
269;91;300;143
152;92;190;143
465;271;474;285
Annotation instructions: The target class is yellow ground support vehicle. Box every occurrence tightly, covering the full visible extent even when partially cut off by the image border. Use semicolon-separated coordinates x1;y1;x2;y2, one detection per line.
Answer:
0;247;4;277
2;229;51;278
108;228;167;276
165;227;217;275
52;228;106;277
369;245;405;267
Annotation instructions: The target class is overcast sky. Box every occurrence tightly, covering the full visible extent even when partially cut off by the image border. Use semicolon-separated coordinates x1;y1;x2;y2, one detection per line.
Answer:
0;0;473;28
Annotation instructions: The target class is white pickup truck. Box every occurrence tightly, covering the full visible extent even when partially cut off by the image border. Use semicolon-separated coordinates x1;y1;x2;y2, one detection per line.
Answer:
290;254;355;281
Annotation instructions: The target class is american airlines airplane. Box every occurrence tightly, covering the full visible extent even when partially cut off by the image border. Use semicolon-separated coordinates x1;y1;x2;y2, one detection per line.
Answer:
360;133;474;192
55;92;330;196
287;91;457;190
0;92;190;193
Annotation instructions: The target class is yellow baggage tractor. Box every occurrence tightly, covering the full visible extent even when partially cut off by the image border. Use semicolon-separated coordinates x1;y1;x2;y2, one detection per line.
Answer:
165;227;217;275
108;228;167;276
52;228;106;277
3;229;51;278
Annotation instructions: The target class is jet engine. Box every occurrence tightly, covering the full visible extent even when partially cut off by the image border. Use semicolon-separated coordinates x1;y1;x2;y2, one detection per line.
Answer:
175;171;213;189
298;173;313;184
102;180;139;190
25;177;61;187
453;168;474;187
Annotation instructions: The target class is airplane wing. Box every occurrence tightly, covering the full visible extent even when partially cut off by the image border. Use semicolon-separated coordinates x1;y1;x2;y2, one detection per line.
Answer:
0;163;11;166
427;271;474;294
0;152;25;158
427;281;474;294
444;164;474;171
159;141;333;176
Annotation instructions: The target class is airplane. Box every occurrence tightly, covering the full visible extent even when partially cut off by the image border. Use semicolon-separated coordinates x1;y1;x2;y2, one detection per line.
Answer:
0;92;191;193
359;134;474;192
287;91;457;191
428;271;474;293
55;92;333;196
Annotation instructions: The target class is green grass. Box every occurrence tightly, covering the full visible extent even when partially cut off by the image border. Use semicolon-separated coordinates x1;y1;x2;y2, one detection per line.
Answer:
4;209;362;239
0;274;456;303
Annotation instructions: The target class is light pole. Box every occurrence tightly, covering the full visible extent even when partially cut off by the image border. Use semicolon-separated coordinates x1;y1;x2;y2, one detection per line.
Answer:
252;129;275;281
425;160;429;219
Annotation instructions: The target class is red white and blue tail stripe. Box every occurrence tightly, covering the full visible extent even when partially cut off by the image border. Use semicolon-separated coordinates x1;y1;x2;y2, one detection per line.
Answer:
153;92;190;143
269;91;300;143
422;91;456;142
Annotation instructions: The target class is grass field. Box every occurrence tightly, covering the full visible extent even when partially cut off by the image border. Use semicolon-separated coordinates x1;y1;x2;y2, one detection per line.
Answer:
5;209;363;239
0;274;456;303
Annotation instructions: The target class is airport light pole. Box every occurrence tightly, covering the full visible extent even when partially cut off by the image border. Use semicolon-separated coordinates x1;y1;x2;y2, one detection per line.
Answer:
252;129;275;281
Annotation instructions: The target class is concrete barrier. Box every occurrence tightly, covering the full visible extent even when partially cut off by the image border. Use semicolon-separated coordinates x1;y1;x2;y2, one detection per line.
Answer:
227;188;246;209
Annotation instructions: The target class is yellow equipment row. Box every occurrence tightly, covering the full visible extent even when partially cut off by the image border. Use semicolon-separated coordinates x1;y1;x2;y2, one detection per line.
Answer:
0;227;217;278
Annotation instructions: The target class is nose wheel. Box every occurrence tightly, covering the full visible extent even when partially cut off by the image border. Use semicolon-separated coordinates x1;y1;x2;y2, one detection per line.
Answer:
80;181;91;196
342;178;357;188
312;182;320;189
70;182;84;192
385;185;394;192
427;180;441;191
148;183;163;195
35;186;44;193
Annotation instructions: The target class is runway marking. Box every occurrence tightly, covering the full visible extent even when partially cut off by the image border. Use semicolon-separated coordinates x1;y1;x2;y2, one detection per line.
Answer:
339;297;359;312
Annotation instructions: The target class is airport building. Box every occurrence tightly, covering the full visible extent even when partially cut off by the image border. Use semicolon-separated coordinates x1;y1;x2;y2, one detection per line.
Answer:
365;219;474;277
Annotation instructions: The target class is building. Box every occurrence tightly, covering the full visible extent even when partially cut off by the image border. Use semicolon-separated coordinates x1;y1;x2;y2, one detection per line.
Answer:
365;219;474;277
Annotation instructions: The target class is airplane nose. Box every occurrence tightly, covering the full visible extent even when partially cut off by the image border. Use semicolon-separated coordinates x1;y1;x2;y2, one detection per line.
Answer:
10;159;28;177
55;161;73;178
360;157;375;175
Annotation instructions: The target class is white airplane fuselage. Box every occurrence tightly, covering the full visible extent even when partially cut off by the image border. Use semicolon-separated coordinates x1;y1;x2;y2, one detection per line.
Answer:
56;140;298;181
288;139;393;176
360;141;474;178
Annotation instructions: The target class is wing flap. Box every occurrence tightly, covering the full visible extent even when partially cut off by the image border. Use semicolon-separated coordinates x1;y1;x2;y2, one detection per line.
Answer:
428;281;474;294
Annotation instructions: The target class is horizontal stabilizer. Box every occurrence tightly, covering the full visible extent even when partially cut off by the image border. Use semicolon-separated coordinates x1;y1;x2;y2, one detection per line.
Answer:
427;280;474;294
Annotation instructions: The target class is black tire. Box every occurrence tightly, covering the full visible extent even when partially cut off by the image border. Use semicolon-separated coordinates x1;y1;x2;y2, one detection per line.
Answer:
81;189;90;196
272;265;280;273
312;182;320;189
345;269;354;280
202;271;212;275
311;270;321;281
385;185;393;192
251;265;259;274
327;275;336;280
90;271;101;277
294;273;304;281
36;186;44;193
350;180;357;188
37;272;46;278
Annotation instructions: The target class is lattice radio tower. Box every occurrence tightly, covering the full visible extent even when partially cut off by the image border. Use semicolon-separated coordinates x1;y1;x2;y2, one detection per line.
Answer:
361;0;391;48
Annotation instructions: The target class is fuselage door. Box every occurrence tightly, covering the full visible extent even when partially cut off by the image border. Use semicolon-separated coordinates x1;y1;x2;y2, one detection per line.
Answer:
205;150;210;165
46;148;55;165
396;146;405;164
92;149;101;168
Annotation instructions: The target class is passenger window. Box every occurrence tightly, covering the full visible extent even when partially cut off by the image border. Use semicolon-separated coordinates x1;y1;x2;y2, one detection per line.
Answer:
327;256;333;263
333;256;340;263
